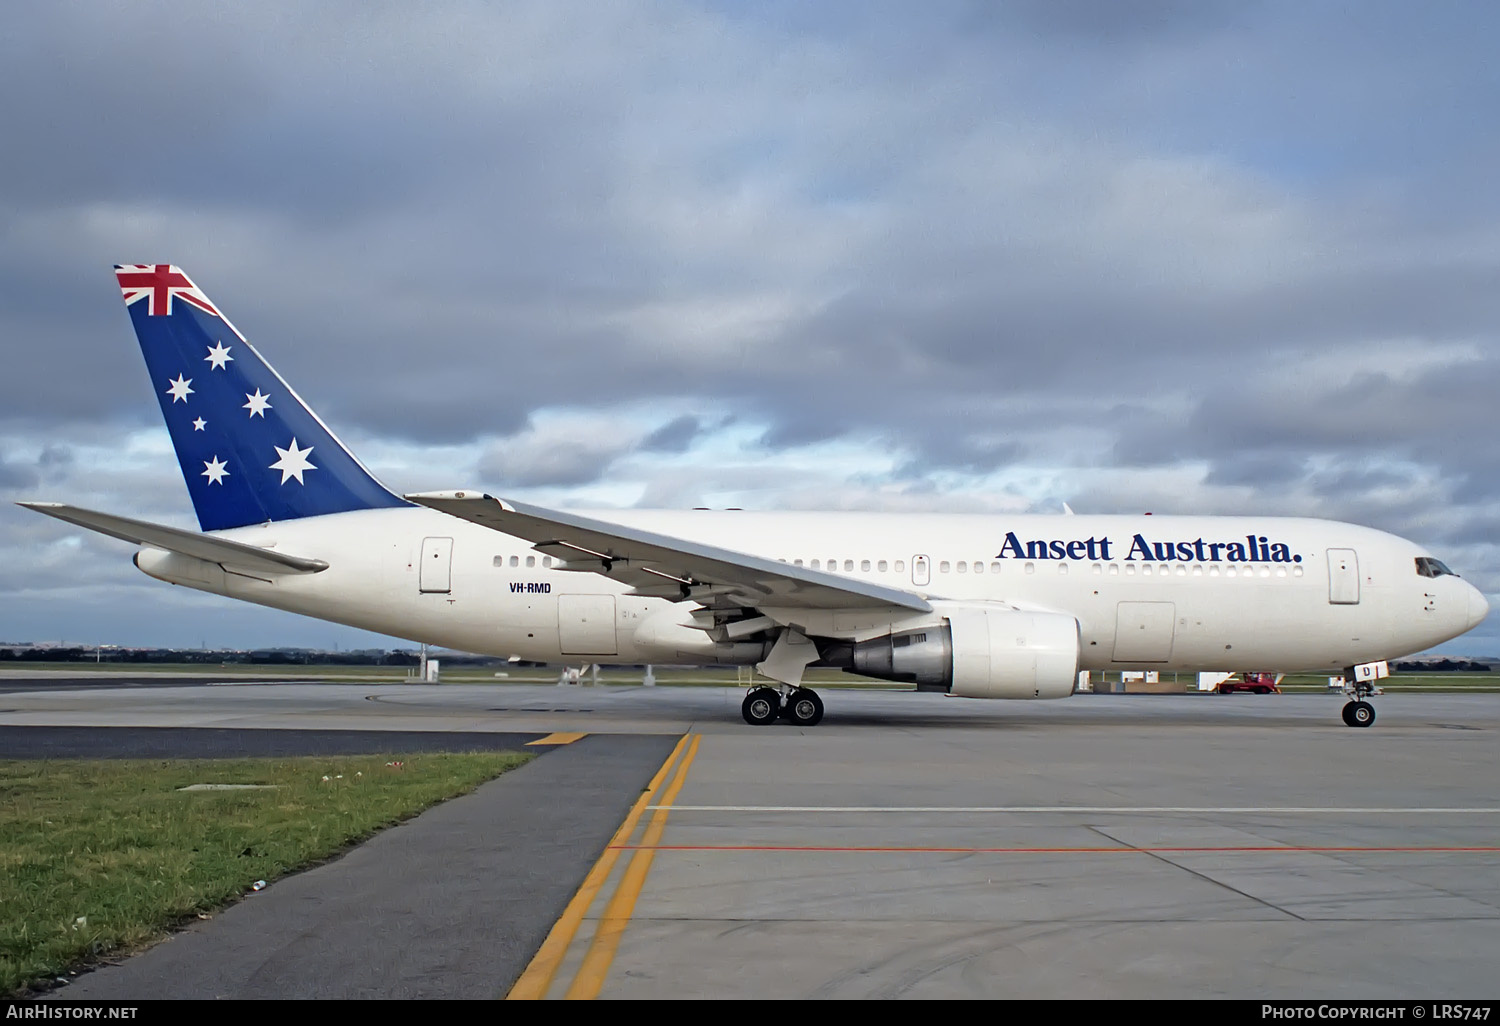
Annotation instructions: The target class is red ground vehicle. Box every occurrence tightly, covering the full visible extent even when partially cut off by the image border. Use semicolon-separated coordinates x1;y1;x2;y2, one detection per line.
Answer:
1217;671;1282;694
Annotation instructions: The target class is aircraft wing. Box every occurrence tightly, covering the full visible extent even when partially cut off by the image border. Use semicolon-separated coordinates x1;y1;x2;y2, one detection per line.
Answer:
406;491;932;614
17;502;329;575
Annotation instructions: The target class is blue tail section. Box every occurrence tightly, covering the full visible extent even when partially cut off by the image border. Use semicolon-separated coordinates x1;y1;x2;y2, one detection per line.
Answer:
115;264;409;531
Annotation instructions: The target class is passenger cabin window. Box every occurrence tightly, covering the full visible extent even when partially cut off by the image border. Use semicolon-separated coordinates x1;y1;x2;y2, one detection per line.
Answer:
509;555;519;567
861;560;871;572
526;556;536;567
492;555;504;567
1416;557;1458;578
956;561;967;573
895;560;905;573
939;561;951;573
811;559;820;569
878;560;888;572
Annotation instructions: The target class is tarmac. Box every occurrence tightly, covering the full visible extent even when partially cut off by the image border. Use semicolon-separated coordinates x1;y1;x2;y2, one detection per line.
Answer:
3;678;1497;999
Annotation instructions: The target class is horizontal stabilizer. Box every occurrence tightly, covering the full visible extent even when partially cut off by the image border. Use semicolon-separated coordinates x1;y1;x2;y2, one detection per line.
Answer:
406;490;931;613
17;502;328;575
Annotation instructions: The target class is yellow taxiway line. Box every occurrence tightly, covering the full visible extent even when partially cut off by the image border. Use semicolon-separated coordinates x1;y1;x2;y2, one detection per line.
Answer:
525;732;589;746
505;732;694;1000
564;733;701;999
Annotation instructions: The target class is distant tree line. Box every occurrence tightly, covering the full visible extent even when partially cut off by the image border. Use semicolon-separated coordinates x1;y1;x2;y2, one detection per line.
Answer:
0;647;522;667
1391;658;1492;672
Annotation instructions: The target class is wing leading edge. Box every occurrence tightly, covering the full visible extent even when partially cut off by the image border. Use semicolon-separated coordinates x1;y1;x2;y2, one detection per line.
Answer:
406;491;933;614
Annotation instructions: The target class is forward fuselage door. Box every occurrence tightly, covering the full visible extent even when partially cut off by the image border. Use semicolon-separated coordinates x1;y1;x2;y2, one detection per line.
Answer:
559;594;618;655
912;554;931;587
419;536;453;594
1328;549;1360;604
1112;601;1176;662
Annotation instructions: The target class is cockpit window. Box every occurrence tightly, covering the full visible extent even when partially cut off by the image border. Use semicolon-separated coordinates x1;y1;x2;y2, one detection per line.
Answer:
1415;557;1458;578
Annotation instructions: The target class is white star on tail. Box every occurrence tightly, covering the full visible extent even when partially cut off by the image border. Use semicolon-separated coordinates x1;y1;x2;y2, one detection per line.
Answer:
192;417;207;431
205;341;234;369
269;438;316;485
201;456;230;485
166;374;193;403
244;389;272;417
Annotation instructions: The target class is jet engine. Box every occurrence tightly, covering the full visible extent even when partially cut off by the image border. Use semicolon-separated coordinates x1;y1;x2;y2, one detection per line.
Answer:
832;606;1080;700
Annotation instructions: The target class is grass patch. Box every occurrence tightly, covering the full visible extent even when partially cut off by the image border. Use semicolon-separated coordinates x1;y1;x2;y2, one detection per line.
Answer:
0;750;531;995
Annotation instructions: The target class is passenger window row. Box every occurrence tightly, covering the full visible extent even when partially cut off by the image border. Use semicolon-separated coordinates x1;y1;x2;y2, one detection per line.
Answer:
488;552;1305;580
492;555;557;568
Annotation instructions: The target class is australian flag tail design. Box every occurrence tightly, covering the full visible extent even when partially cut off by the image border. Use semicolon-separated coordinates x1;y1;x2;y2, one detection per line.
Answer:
115;264;409;531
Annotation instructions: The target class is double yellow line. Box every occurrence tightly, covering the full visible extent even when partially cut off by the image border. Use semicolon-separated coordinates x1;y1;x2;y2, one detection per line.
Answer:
506;732;700;1000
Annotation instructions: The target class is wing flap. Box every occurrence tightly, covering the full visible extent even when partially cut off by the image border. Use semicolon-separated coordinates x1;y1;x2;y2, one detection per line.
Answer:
17;502;328;575
406;491;931;614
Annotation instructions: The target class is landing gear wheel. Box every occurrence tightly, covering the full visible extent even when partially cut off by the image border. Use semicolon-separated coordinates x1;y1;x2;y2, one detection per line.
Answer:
742;687;781;726
1341;703;1356;726
784;688;824;727
1346;701;1375;728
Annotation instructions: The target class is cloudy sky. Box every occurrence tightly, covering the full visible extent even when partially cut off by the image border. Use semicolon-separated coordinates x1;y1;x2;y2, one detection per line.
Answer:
2;1;1497;653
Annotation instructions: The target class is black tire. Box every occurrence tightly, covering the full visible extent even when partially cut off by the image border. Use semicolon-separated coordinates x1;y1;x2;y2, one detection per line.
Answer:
742;687;780;726
1341;703;1356;726
785;688;824;727
1349;701;1375;728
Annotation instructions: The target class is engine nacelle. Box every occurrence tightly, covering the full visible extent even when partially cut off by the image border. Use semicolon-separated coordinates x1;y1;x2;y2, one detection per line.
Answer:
843;607;1079;700
945;607;1079;699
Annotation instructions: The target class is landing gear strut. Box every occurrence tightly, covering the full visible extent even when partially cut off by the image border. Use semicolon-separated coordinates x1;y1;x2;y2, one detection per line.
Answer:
742;627;826;726
741;684;825;726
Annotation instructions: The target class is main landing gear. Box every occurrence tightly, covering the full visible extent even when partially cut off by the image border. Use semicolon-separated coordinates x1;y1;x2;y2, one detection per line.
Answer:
741;685;824;727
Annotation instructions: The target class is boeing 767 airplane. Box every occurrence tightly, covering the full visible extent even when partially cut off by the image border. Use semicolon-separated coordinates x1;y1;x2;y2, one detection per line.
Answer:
19;265;1490;727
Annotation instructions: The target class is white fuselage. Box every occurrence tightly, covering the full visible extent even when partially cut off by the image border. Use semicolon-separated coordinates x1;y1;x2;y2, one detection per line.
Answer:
132;507;1486;675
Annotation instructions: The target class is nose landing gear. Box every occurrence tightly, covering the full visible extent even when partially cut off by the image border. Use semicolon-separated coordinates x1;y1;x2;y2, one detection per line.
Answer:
1338;668;1380;728
1341;699;1376;727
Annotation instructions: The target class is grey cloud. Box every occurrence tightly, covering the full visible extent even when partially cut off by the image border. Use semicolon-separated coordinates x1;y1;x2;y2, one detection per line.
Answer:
5;2;1500;646
477;444;622;489
1202;452;1308;488
38;445;73;468
0;457;39;492
640;416;705;453
972;0;1251;42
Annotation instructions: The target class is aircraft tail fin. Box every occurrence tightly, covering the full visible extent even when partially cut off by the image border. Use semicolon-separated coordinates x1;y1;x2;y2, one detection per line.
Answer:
113;264;408;531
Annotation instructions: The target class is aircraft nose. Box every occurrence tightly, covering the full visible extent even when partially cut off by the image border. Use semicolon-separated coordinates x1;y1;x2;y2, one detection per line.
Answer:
1467;582;1490;631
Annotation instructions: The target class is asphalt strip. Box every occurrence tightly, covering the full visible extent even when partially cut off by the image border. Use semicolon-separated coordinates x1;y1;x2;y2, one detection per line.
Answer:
50;733;683;999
